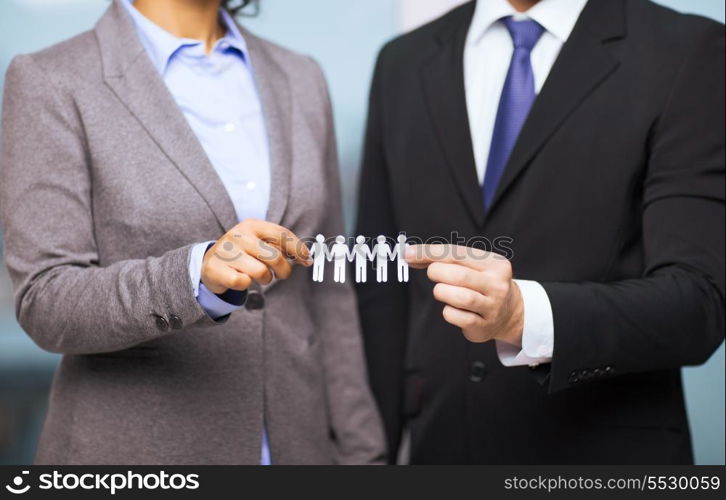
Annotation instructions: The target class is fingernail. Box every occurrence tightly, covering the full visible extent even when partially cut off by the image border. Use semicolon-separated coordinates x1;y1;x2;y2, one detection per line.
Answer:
405;246;416;260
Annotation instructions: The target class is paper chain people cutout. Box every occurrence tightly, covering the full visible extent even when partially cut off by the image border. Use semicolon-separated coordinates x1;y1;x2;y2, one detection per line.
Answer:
309;234;409;284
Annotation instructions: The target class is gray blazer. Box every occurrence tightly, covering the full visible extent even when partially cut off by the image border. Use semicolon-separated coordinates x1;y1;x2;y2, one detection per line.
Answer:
0;0;385;465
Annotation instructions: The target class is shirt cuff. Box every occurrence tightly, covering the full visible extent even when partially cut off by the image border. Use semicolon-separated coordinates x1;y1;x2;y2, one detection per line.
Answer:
197;282;246;319
496;279;554;367
189;241;246;320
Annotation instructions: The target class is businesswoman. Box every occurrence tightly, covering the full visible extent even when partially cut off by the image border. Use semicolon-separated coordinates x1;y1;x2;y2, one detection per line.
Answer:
0;0;384;464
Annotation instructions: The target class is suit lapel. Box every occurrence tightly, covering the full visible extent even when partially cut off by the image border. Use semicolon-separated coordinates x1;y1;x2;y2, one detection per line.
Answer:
240;28;293;226
487;0;626;212
420;3;484;227
95;0;239;232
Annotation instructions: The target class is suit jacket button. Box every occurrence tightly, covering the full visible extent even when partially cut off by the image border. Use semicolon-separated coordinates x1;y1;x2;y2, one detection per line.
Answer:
469;361;486;383
169;314;183;330
245;291;265;311
154;315;169;332
604;366;614;375
569;371;580;384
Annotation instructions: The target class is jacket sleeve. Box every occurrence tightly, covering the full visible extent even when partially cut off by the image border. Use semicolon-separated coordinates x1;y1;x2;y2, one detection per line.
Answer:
542;24;725;393
0;55;222;355
354;46;411;463
306;58;387;465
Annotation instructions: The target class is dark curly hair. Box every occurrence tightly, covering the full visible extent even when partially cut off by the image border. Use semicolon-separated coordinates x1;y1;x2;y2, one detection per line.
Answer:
223;0;259;16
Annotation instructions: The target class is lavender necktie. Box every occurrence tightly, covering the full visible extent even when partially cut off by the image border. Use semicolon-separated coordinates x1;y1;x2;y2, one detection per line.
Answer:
483;17;545;210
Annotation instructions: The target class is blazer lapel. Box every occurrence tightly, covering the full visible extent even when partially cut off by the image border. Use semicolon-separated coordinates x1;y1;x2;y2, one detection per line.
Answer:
420;3;484;227
240;28;293;227
487;0;626;212
95;0;238;232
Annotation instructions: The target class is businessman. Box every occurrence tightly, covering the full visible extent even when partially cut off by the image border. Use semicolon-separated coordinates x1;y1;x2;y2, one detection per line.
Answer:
356;0;724;463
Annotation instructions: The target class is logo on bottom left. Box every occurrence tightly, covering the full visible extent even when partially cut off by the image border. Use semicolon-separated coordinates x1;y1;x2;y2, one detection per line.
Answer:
5;470;31;495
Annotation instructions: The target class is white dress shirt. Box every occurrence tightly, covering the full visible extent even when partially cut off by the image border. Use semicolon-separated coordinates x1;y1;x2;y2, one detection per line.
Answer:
463;0;588;367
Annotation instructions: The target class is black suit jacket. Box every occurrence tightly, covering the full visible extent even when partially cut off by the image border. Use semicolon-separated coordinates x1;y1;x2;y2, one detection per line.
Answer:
355;0;725;464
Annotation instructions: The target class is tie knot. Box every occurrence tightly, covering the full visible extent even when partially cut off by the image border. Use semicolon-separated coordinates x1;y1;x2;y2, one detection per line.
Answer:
501;17;545;51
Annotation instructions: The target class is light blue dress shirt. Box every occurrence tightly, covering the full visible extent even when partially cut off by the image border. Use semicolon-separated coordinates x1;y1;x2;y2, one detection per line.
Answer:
121;0;270;464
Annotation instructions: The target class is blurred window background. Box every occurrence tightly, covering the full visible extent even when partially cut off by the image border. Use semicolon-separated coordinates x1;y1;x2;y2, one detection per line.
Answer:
1;0;724;465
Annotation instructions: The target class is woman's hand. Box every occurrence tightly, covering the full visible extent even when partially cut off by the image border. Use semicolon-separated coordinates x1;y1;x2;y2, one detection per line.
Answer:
202;219;312;294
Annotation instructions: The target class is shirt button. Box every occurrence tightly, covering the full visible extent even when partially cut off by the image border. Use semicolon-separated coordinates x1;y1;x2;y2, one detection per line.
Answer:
224;122;236;132
245;181;257;191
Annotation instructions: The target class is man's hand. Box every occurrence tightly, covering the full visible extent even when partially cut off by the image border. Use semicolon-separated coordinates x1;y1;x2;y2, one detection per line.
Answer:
202;219;312;294
405;244;524;345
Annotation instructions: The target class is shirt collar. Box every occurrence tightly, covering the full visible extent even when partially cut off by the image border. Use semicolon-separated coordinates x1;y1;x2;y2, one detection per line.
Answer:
467;0;589;46
120;0;249;74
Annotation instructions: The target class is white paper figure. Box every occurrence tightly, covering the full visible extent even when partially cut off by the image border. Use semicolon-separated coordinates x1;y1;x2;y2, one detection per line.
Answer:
310;234;328;283
373;235;393;283
330;235;352;283
352;235;373;283
395;234;409;283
